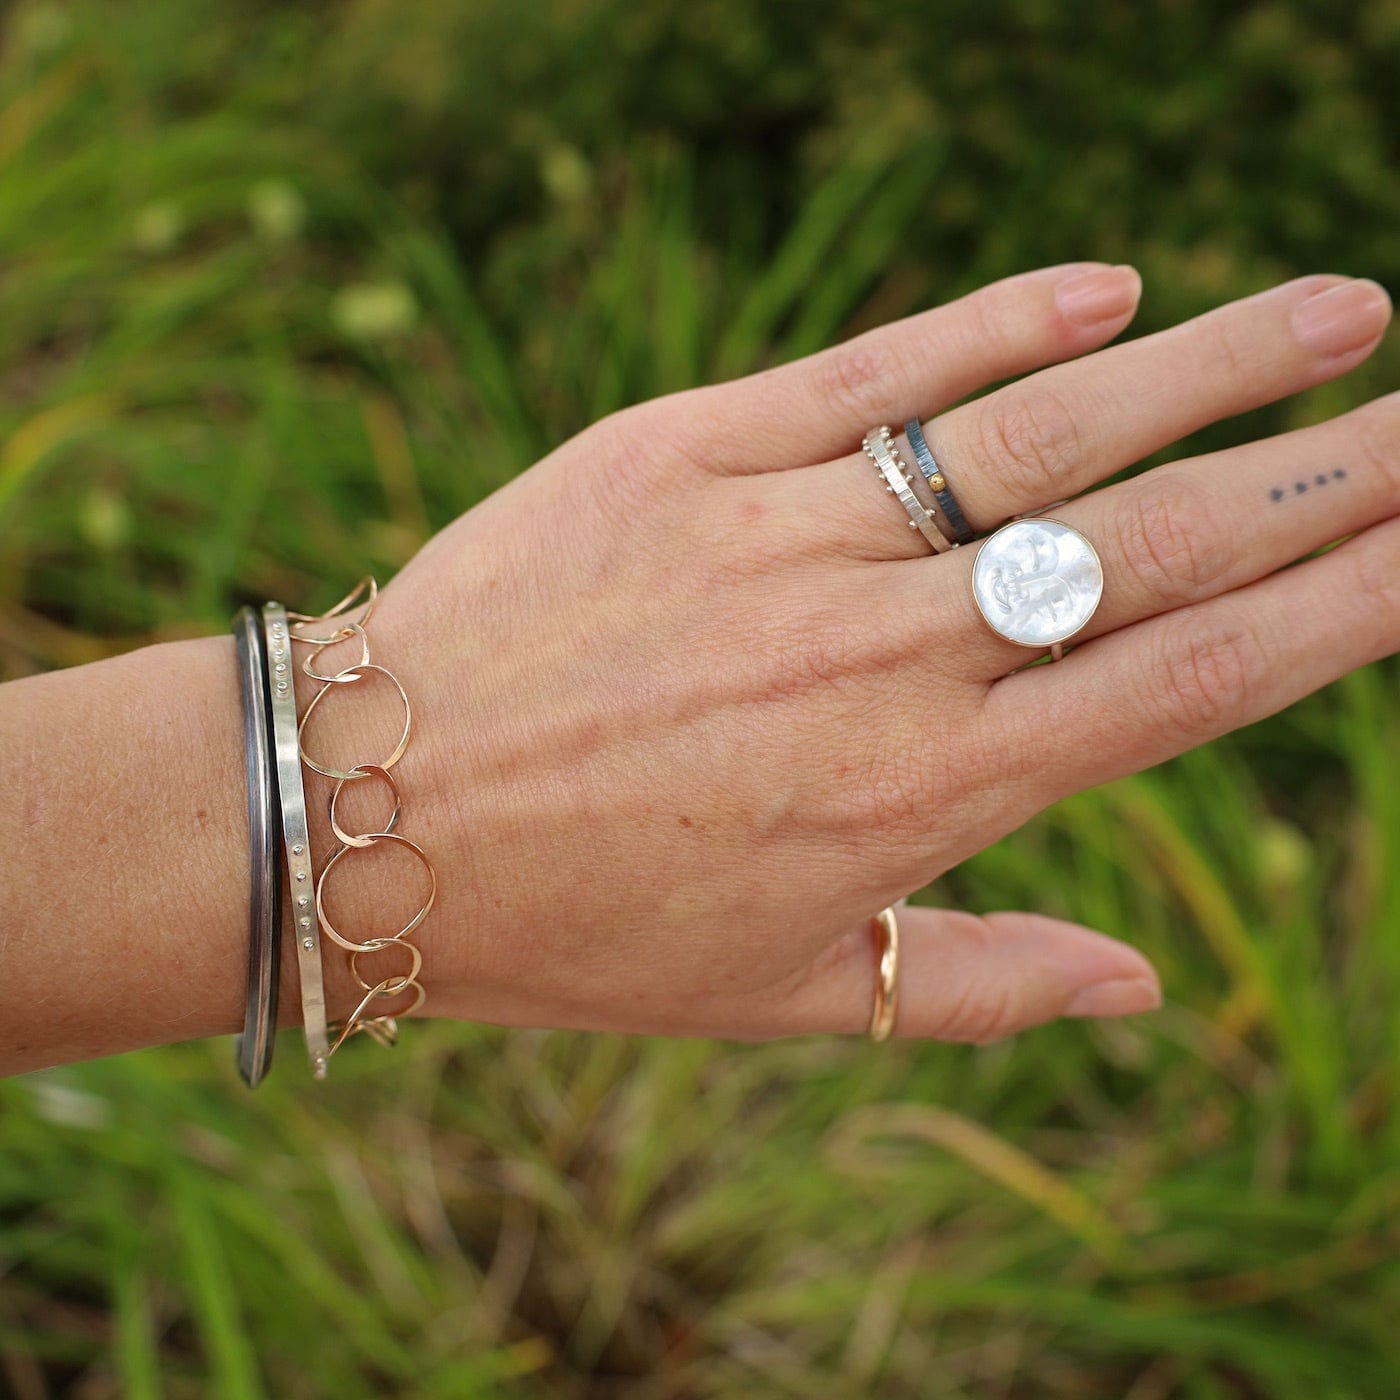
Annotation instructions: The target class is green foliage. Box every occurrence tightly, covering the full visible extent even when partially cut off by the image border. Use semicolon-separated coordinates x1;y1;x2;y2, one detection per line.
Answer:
1;0;1397;1394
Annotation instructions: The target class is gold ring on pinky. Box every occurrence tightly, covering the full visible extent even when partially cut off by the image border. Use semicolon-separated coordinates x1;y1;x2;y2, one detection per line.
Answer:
867;901;902;1042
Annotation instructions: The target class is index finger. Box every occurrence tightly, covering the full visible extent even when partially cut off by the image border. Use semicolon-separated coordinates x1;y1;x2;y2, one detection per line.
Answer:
667;262;1142;474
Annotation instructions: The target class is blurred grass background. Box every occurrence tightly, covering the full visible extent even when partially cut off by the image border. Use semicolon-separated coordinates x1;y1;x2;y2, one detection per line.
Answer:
2;0;1399;1395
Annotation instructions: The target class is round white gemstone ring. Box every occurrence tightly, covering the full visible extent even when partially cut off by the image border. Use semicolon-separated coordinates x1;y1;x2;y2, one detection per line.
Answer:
971;517;1103;661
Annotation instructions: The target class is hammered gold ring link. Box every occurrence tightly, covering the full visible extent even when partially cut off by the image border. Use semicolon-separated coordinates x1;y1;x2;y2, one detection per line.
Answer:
315;832;436;953
328;763;402;849
286;575;379;645
298;662;412;779
327;975;426;1057
300;621;371;683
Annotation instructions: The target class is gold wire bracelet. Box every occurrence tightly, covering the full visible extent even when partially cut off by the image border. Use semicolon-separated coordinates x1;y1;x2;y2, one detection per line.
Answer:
285;577;433;1067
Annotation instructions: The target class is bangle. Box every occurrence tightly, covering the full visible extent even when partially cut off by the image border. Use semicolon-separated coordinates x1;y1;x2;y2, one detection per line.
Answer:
287;577;432;1064
230;606;281;1087
262;601;333;1078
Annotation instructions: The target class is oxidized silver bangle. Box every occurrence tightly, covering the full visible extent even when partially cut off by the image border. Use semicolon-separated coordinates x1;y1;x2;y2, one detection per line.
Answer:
262;601;332;1077
863;425;953;553
231;606;280;1088
904;418;976;546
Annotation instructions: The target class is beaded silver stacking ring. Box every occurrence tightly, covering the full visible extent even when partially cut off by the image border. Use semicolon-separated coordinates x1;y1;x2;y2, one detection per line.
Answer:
863;425;955;554
971;516;1103;662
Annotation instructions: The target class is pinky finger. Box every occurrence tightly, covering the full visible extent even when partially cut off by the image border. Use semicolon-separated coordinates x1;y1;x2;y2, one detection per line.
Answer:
770;906;1161;1042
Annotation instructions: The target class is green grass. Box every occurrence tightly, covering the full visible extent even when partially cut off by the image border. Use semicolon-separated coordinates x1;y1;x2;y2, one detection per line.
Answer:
2;1;1399;1395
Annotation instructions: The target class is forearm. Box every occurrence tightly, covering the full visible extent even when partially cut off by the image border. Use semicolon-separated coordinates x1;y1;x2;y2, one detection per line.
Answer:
2;633;376;1077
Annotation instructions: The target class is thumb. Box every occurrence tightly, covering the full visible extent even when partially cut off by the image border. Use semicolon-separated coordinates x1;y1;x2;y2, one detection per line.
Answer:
770;906;1161;1043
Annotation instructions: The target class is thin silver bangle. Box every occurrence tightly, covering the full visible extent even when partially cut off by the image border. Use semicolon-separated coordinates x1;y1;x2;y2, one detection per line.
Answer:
262;601;332;1078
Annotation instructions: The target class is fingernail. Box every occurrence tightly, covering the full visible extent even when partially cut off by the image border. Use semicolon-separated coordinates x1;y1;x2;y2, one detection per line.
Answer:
1062;976;1162;1019
1292;279;1391;358
1055;264;1142;326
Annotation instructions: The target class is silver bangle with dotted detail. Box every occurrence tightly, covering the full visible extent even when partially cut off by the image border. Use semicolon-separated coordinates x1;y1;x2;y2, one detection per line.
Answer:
262;601;332;1078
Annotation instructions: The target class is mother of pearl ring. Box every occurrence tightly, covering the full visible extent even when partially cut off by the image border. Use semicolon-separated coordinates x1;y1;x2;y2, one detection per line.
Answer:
970;517;1104;662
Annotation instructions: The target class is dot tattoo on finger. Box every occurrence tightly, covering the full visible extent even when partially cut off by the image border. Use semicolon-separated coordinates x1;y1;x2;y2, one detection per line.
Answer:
1269;468;1346;503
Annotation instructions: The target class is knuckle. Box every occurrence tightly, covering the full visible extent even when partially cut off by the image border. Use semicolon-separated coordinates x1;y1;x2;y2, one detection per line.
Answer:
757;622;862;703
576;404;652;473
1347;539;1400;633
1149;619;1268;741
813;338;901;425
839;753;942;846
866;768;941;842
571;415;664;518
720;596;889;711
934;937;1020;1043
959;281;1019;362
1204;313;1261;388
1352;398;1400;498
940;983;1017;1045
1115;474;1231;604
976;383;1084;501
817;710;959;856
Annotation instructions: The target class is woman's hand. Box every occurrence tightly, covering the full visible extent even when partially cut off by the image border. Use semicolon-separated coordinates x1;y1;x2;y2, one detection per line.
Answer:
321;263;1396;1046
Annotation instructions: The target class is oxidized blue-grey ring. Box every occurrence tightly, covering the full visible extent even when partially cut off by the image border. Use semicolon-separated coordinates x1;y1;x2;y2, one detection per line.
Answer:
904;418;976;546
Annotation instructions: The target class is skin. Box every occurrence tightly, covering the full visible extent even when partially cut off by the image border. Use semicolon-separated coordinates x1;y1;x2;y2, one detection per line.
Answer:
4;262;1398;1077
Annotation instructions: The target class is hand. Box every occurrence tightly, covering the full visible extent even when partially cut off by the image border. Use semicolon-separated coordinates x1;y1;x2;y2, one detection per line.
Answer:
326;263;1395;1045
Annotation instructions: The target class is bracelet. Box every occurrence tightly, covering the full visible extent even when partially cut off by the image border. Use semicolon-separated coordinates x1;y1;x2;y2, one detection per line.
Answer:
262;601;333;1077
287;578;432;1063
230;606;281;1087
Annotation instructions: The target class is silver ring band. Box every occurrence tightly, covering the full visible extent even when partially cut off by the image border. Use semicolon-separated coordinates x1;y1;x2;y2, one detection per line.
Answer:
863;425;953;553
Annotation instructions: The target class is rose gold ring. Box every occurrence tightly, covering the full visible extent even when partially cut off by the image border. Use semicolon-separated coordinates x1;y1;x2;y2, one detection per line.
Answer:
868;901;902;1042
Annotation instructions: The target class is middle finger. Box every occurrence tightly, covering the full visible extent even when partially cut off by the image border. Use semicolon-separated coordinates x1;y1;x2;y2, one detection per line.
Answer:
782;274;1390;563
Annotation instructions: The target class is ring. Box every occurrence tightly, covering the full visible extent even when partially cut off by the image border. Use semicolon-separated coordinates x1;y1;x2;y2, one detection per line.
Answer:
868;901;902;1041
904;419;976;546
971;517;1103;662
863;426;955;554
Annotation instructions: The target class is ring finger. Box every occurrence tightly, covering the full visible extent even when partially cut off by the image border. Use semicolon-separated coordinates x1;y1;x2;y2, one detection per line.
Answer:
900;389;1400;679
1010;392;1400;645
